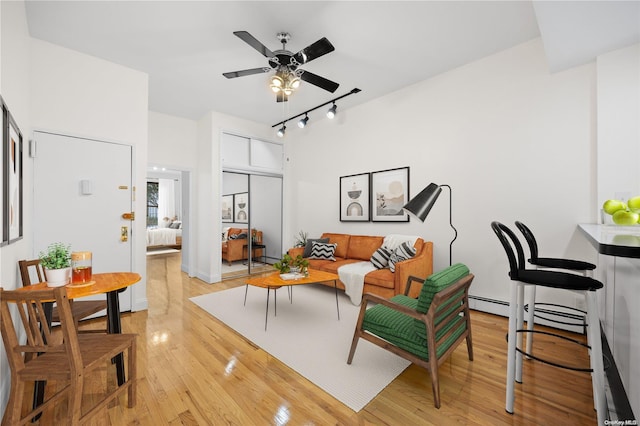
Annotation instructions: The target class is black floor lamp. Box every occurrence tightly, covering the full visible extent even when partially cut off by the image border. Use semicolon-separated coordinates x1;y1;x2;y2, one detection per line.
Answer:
403;183;458;266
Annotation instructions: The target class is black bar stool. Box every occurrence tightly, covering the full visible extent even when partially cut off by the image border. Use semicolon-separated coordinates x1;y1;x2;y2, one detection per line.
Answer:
515;221;596;352
491;221;606;424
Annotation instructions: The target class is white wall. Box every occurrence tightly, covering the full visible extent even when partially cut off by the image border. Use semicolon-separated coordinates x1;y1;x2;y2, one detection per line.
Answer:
148;111;198;274
148;111;198;168
0;1;149;415
0;0;31;415
29;38;149;312
285;38;598;312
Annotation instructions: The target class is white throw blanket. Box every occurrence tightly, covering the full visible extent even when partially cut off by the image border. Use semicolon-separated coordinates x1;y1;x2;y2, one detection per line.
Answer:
383;234;420;251
338;261;377;305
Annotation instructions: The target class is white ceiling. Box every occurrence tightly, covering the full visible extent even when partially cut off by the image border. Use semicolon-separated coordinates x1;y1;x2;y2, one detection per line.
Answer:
24;1;640;126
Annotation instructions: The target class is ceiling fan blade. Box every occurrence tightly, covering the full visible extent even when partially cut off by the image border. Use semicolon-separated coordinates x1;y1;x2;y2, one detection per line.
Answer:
223;67;271;79
293;37;335;64
299;71;339;93
276;92;288;103
233;31;275;58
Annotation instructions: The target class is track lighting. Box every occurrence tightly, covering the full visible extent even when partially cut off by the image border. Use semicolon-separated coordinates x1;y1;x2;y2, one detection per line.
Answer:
326;103;337;119
271;88;361;137
298;115;309;128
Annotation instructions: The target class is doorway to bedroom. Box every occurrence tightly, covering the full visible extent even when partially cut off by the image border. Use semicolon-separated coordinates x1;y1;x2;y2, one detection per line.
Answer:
146;167;191;275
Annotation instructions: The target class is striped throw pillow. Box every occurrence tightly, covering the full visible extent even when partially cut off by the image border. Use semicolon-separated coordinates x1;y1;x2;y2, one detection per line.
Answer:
370;246;393;269
310;242;337;261
389;241;417;272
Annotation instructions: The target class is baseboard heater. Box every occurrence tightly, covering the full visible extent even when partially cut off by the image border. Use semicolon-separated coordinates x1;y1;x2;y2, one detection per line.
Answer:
468;295;635;421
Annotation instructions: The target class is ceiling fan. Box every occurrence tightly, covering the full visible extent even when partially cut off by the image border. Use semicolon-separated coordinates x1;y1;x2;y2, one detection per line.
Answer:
223;31;339;102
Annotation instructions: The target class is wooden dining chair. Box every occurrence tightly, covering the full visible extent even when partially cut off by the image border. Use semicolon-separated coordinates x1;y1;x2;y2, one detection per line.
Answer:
18;259;108;332
0;286;137;425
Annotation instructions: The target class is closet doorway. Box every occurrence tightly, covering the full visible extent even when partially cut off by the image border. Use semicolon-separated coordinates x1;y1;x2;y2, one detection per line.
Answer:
222;171;282;278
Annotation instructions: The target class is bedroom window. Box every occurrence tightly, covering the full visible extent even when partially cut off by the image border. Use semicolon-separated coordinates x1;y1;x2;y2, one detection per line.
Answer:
147;181;159;227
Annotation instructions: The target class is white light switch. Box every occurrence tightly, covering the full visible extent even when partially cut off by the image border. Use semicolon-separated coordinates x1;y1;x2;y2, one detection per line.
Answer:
81;179;93;195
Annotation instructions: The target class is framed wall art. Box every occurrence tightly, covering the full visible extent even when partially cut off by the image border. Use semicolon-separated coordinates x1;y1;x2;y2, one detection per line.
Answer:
3;101;23;243
0;99;5;245
340;172;370;222
371;167;409;222
221;194;233;223
234;192;248;223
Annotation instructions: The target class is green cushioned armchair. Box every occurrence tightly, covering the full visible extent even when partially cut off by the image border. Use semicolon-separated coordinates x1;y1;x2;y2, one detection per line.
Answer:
347;263;474;408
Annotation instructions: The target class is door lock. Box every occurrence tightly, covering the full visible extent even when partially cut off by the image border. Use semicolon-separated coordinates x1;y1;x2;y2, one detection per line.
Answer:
121;226;128;242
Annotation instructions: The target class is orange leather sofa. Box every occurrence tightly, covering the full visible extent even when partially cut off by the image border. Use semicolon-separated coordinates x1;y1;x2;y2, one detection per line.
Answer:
222;228;263;265
288;232;433;298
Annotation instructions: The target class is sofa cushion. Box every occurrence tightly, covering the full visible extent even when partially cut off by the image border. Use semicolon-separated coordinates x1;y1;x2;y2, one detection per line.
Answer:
348;235;385;261
303;238;330;258
316;258;360;274
370;246;393;269
321;233;351;259
363;268;396;289
389;242;417;272
310;242;337;261
364;294;467;360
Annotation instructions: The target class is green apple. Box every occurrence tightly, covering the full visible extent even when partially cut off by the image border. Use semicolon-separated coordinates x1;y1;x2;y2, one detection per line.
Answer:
603;199;627;215
612;209;640;225
627;195;640;213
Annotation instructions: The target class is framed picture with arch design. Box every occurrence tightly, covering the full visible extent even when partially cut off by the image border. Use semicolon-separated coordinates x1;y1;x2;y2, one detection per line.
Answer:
340;173;370;222
234;192;248;223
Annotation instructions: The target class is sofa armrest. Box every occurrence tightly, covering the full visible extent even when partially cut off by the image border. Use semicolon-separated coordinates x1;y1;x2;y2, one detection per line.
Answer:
394;241;433;297
288;247;305;258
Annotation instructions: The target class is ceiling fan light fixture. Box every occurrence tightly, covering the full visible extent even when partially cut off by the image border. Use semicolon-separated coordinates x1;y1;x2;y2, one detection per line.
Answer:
270;75;284;92
326;103;337;119
289;77;301;90
298;115;309;128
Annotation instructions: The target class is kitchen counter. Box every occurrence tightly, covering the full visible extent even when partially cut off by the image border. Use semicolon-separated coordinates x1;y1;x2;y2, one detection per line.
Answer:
578;223;638;421
578;223;640;259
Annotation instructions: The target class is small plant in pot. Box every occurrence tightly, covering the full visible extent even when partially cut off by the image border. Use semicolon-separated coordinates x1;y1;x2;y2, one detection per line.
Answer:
273;253;309;276
39;242;72;287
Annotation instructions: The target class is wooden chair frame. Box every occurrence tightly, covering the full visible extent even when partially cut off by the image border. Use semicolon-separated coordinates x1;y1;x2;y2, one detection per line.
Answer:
18;259;107;332
0;286;136;425
347;273;474;408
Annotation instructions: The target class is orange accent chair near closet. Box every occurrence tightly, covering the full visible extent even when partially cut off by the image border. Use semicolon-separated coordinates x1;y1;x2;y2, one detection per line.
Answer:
18;259;107;332
0;286;137;425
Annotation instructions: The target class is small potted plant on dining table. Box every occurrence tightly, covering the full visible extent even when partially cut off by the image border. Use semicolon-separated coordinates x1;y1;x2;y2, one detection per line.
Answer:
39;242;72;287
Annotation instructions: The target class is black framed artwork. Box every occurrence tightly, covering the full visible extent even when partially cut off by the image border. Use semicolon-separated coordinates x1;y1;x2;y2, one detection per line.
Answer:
221;194;233;223
371;167;409;222
2;98;23;244
340;172;370;222
234;192;248;223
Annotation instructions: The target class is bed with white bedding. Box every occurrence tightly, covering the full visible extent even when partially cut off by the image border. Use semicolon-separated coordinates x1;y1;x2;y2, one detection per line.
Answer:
146;227;182;248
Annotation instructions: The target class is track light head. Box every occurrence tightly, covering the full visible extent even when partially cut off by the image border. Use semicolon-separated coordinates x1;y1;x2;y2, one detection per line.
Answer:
326;103;337;119
298;115;309;128
277;124;286;138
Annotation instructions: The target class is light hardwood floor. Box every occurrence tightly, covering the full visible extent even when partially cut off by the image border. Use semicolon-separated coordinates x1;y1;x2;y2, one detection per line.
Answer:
24;252;597;425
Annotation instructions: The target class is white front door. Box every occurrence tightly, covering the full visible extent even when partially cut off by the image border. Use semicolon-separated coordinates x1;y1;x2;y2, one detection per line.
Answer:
32;131;134;312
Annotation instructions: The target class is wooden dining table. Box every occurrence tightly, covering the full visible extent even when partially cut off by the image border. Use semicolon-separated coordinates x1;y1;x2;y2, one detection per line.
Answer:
15;271;141;418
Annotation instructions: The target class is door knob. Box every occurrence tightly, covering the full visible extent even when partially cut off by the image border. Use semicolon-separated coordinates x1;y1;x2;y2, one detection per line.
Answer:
122;212;135;220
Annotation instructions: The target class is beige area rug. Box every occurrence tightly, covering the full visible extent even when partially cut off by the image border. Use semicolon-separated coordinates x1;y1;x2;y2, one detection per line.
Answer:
190;284;410;412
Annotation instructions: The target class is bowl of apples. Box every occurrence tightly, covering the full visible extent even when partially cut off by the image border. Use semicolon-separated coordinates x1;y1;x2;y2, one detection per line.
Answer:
602;196;640;226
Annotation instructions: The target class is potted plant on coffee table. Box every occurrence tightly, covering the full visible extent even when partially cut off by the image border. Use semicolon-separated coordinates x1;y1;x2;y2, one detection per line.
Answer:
39;242;72;287
273;253;309;276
